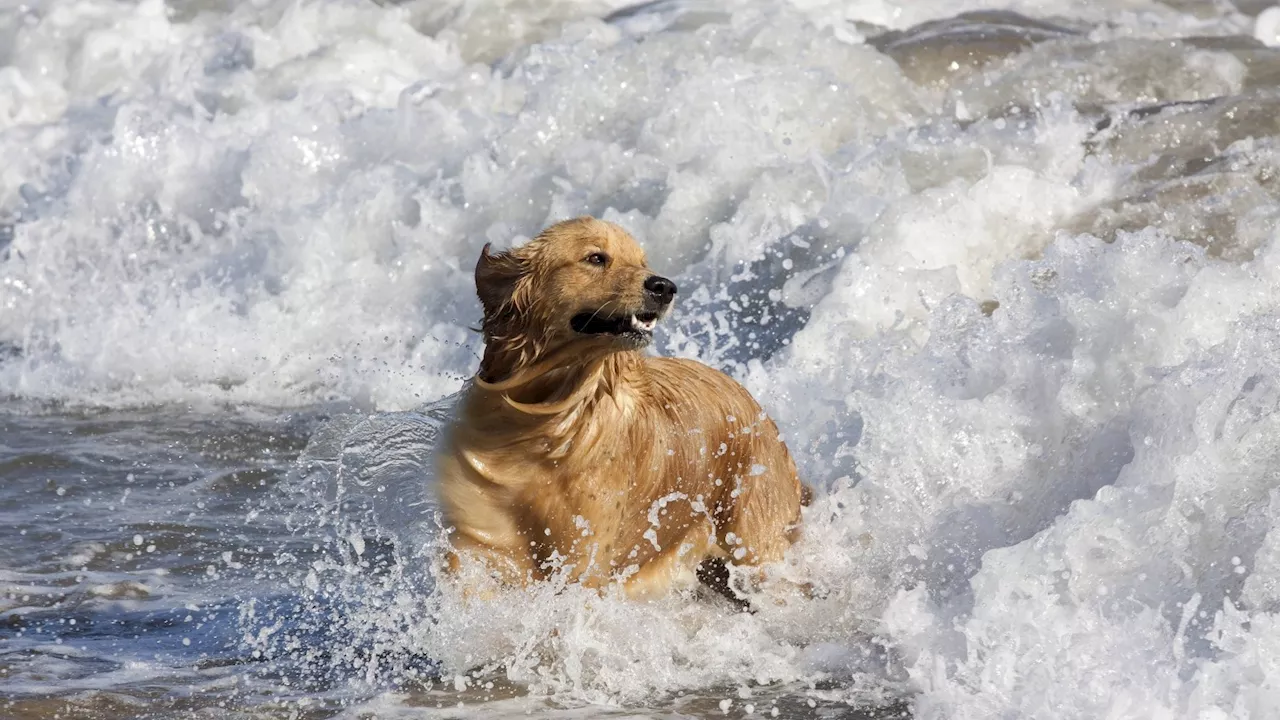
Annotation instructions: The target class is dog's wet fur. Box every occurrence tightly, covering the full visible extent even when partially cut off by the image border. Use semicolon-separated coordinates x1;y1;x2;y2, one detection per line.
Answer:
437;217;810;604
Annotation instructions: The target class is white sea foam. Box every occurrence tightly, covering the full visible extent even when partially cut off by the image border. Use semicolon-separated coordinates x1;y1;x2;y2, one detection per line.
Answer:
6;0;1280;716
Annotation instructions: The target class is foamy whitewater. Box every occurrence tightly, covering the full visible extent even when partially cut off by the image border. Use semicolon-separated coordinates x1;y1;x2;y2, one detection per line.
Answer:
6;0;1280;717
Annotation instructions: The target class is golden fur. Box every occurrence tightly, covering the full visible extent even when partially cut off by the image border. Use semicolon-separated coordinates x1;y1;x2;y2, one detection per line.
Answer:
437;217;808;602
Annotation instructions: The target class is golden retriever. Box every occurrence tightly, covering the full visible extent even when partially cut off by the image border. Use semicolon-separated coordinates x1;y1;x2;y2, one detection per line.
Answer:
436;217;809;604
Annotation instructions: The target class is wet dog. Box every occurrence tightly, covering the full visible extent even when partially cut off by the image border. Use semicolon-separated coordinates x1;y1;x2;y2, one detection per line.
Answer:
437;217;809;605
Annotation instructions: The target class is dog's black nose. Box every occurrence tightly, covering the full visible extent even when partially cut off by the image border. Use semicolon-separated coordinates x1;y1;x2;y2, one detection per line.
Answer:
644;275;678;304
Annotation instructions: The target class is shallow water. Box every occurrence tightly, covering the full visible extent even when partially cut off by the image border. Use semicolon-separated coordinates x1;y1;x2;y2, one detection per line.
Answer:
6;0;1280;717
0;405;909;717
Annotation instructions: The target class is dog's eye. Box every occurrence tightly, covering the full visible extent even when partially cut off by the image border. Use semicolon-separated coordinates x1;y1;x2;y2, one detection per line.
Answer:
585;252;608;266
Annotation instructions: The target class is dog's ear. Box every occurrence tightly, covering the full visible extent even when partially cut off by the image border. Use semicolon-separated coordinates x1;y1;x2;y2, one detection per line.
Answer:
475;243;530;321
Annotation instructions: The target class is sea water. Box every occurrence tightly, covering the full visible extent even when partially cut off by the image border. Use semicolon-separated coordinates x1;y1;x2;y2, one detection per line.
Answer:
5;0;1280;717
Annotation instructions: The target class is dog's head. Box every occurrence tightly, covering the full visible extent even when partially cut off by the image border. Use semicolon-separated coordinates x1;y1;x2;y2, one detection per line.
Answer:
474;217;677;376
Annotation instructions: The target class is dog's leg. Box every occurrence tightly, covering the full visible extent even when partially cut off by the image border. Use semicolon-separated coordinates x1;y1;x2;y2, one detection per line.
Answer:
444;534;535;592
712;463;814;606
620;524;716;601
717;487;798;568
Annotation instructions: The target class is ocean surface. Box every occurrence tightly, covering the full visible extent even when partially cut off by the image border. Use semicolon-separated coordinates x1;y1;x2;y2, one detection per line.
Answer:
5;0;1280;717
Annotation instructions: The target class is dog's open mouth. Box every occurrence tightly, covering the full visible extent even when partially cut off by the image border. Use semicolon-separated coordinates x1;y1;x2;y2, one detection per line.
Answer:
571;310;660;338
